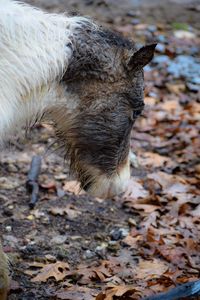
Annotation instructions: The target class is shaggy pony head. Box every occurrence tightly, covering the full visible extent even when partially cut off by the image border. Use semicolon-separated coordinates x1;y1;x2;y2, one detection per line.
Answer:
52;25;156;198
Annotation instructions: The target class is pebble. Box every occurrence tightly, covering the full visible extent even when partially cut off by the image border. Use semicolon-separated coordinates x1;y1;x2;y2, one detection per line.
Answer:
50;235;67;245
3;208;13;217
128;218;137;226
126;10;141;17
186;83;200;92
84;250;96;259
4;235;18;247
157;34;167;43
110;228;129;241
156;43;165;53
131;19;140;25
148;25;157;33
5;226;12;232
174;30;196;39
95;243;108;257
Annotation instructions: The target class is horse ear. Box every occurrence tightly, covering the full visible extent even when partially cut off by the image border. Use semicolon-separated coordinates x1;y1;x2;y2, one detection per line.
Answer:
127;43;157;71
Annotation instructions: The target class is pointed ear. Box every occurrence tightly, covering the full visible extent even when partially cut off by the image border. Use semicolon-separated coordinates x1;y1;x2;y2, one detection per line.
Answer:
127;43;157;71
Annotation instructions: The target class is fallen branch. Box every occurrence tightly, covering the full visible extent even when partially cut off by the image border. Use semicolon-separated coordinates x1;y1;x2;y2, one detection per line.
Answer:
26;155;42;209
143;280;200;300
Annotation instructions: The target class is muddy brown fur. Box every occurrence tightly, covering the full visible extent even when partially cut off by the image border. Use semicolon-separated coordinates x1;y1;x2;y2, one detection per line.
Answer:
0;3;156;295
48;25;156;194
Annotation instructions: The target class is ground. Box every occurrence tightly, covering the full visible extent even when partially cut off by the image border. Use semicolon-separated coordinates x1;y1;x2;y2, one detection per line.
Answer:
0;0;199;299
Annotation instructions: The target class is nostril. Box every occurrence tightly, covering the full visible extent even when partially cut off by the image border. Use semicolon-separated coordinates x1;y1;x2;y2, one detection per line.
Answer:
80;178;93;192
82;182;91;191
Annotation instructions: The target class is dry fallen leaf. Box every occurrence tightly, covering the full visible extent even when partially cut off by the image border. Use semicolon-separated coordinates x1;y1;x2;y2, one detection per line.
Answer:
139;152;175;168
56;286;96;300
96;285;141;300
49;204;81;219
30;261;70;282
123;177;149;199
135;259;169;280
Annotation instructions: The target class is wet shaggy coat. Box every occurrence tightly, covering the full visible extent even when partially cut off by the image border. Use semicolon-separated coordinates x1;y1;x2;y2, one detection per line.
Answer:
0;2;156;297
0;1;156;196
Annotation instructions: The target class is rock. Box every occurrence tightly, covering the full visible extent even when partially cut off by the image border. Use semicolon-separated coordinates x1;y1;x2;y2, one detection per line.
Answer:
174;30;196;39
148;25;157;33
95;243;107;251
5;226;12;232
110;228;129;241
156;43;165;53
157;35;167;43
50;235;68;245
126;10;141;17
4;235;18;247
130;19;140;25
84;250;96;259
186;83;200;92
0;177;20;189
128;218;137;226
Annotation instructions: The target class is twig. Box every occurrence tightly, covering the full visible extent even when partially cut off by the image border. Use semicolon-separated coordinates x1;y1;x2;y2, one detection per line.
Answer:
143;280;200;300
26;155;42;209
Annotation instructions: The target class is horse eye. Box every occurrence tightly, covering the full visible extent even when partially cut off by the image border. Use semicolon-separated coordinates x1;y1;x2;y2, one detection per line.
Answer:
132;110;142;119
132;106;144;120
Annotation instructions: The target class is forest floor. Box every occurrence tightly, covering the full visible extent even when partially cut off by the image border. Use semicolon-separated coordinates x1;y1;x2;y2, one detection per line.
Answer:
0;0;199;299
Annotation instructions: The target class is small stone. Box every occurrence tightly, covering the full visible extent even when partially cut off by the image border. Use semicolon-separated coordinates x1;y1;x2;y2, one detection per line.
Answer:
84;250;96;259
174;30;196;39
156;43;165;53
7;164;18;173
95;242;108;255
110;228;129;241
51;235;67;245
126;10;140;17
45;254;56;262
108;241;120;252
5;226;12;232
148;25;157;33
131;19;140;25
27;215;34;221
128;218;137;226
4;235;18;247
108;240;118;246
54;174;67;180
186;83;199;92
3;208;13;217
157;35;167;43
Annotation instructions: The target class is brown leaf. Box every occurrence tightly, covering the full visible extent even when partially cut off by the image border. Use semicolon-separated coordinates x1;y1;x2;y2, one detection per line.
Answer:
30;261;70;282
122;234;141;248
139;152;174;168
190;204;200;217
49;205;81;219
56;286;96;300
123;177;149;199
131;204;160;213
96;285;141;300
135;259;169;280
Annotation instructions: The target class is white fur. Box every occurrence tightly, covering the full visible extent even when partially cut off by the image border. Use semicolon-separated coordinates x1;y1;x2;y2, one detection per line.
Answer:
88;157;130;198
0;0;91;144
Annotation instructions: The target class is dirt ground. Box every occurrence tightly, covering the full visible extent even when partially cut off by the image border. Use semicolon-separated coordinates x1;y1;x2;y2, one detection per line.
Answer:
0;0;200;299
